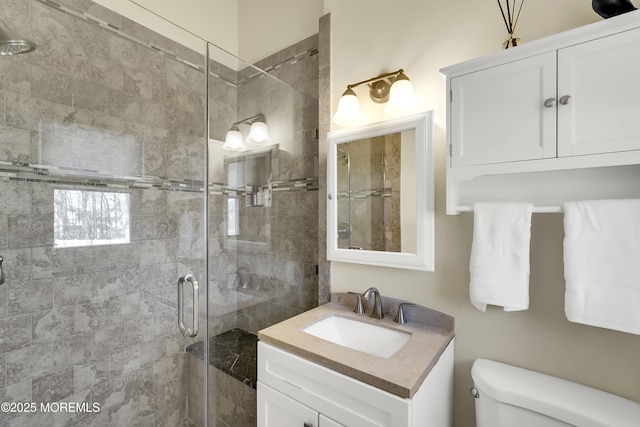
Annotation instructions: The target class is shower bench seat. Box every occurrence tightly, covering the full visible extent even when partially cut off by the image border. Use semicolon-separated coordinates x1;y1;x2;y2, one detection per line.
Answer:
186;328;258;389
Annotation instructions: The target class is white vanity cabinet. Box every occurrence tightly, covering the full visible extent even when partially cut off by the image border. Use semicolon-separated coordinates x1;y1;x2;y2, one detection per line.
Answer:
442;11;640;214
449;24;640;168
258;383;346;427
257;340;455;427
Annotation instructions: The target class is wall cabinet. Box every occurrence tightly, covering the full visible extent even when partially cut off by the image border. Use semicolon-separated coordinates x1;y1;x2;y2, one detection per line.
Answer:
257;340;454;427
451;26;640;168
442;11;640;214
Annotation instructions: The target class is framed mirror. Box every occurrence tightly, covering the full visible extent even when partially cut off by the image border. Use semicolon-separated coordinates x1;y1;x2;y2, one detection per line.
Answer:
327;112;434;271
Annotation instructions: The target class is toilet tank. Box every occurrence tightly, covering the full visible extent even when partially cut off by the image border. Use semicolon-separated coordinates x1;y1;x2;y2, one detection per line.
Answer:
471;359;640;427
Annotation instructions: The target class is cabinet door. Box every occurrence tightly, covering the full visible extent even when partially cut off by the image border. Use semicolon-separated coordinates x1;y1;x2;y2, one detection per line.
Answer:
450;52;557;167
558;27;640;157
319;415;346;427
258;383;318;427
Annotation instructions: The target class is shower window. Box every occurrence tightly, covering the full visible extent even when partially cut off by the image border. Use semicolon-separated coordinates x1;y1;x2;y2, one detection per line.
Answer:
53;189;131;248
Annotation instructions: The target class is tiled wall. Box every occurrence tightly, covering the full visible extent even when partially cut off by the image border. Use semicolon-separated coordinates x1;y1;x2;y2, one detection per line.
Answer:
0;0;219;425
0;0;318;426
232;36;320;334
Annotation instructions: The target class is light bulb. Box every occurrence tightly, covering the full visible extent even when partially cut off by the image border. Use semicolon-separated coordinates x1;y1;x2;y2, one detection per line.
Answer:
247;121;271;145
332;88;363;126
384;74;416;116
222;129;245;151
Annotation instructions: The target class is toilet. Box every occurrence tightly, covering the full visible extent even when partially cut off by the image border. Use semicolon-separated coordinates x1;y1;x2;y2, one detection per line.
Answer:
471;358;640;426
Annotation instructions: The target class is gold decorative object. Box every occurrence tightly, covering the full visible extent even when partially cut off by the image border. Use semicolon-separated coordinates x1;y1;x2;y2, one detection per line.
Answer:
496;0;525;49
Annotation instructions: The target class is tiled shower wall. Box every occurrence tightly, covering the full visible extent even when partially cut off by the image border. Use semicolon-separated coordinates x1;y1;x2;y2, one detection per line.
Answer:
232;37;320;334
0;0;230;425
1;1;319;427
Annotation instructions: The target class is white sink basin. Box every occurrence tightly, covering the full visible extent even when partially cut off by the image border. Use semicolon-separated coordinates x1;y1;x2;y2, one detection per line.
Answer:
302;315;411;358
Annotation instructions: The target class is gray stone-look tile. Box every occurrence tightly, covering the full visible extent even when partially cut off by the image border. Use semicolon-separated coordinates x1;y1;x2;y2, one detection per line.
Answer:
53;274;94;307
0;125;31;163
124;367;153;400
31;65;74;107
0;283;6;319
0;314;31;353
109;345;141;377
32;366;74;404
31;247;75;279
92;378;124;410
0;381;32;424
109;90;141;122
73;246;110;274
0;181;32;216
0;354;4;389
0;216;6;250
108;397;140;426
32;306;74;344
5;343;53;386
73;356;109;394
73;78;110;112
94;269;128;299
92;323;124;357
53;331;92;370
74;298;110;333
0;60;30;95
52;388;95;427
7;214;54;249
109;292;156;321
140;338;166;367
6;278;53;316
123;314;155;347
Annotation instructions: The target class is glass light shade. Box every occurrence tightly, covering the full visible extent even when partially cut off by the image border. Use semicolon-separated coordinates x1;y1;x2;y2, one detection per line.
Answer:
246;121;271;145
332;88;362;126
384;78;417;116
222;129;246;151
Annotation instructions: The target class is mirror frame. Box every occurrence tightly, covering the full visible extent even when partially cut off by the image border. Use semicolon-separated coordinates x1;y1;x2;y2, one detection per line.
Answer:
327;111;434;271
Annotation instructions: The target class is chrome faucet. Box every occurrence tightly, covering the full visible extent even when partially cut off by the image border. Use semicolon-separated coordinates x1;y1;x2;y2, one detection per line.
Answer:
362;287;384;319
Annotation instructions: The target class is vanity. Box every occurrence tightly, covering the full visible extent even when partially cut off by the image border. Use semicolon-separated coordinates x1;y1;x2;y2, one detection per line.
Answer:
257;295;454;427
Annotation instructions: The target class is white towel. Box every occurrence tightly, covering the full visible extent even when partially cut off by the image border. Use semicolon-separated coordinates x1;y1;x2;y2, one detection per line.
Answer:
469;202;533;312
563;199;640;335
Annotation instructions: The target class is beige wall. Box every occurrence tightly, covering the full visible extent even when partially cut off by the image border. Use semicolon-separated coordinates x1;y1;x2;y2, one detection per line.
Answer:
238;0;324;63
94;0;236;56
96;0;324;68
325;1;640;426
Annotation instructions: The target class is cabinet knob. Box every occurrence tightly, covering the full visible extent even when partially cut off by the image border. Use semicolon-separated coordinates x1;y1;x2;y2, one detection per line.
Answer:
543;98;556;108
559;95;572;105
304;423;312;427
327;193;333;200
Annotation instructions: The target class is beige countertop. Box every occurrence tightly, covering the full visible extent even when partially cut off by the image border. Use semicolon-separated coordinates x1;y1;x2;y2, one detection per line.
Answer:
258;295;455;398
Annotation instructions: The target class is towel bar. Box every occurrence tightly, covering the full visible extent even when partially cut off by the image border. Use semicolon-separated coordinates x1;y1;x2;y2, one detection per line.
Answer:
457;205;563;213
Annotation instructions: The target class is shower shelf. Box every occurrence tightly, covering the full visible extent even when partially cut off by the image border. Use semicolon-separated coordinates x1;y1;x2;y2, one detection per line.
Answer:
0;161;318;195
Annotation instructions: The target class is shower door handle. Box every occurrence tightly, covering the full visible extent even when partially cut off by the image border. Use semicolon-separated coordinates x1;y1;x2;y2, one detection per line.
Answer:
177;274;199;338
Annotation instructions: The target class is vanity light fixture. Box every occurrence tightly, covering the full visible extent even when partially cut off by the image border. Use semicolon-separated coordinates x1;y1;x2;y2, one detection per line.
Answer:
332;69;417;126
223;114;272;151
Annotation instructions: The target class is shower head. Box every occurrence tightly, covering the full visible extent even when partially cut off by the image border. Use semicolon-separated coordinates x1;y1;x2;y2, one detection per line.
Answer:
0;23;36;56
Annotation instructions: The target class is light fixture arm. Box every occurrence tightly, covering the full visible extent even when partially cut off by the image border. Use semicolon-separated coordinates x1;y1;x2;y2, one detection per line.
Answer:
345;69;405;91
232;113;266;127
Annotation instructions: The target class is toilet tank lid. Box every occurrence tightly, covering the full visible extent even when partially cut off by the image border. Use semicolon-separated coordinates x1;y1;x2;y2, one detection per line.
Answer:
471;359;640;427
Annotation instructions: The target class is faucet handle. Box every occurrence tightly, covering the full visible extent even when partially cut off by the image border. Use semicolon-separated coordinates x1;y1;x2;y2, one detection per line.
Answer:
394;303;416;324
347;291;365;314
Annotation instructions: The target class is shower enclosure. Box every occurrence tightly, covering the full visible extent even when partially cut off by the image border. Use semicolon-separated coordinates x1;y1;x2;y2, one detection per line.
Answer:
0;1;319;426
